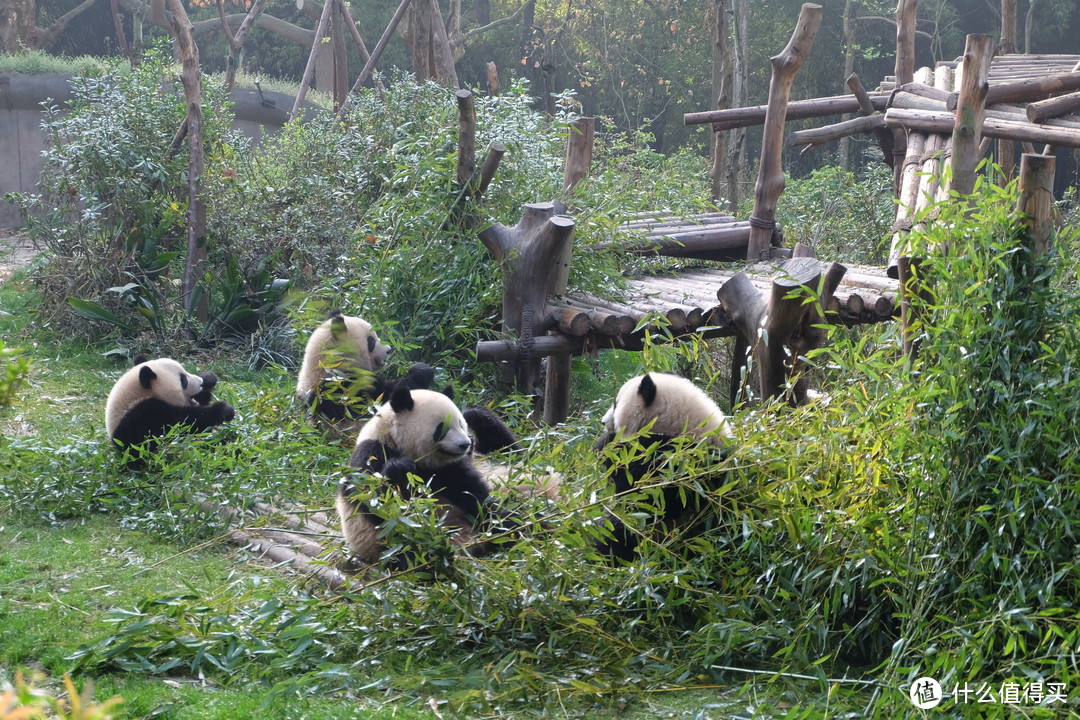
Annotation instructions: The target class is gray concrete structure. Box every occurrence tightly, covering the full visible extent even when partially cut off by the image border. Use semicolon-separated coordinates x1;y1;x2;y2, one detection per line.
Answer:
0;73;319;227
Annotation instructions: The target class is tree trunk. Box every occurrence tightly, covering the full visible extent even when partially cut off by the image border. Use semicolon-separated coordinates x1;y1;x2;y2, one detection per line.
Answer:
164;0;208;325
708;0;732;207
999;0;1017;55
839;0;856;171
727;0;750;211
0;0;100;53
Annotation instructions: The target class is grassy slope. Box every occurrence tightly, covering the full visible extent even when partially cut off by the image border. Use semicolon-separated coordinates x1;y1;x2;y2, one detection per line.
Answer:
0;259;883;719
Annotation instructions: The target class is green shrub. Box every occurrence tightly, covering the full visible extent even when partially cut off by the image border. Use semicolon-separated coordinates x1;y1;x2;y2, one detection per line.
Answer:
0;338;30;407
768;164;895;264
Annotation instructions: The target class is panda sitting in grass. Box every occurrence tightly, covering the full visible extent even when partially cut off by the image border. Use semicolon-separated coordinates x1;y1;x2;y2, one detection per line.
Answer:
593;373;735;562
336;385;548;573
105;355;235;452
296;310;433;437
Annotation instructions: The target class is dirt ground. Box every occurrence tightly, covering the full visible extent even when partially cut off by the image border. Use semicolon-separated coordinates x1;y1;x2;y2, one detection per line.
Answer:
0;227;36;283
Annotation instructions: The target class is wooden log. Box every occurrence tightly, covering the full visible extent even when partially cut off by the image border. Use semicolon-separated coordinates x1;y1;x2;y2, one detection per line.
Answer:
748;3;824;262
887;131;927;275
897;256;928;361
456;90;475;187
563;117;595;193
884;108;1080;148
684;92;890;129
545;128;590;425
786;115;885;152
717;256;840;403
600;221;754;257
891;97;1080;131
847;72;895;168
473;142;505;197
624;211;735;228
561;296;640;334
1027;91;1080;124
1015;153;1056;256
949;70;1080;111
547;305;591;336
950;34;995;199
479;202;574;392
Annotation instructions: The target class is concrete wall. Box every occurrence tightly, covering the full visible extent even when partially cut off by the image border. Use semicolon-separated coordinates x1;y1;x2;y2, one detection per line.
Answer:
0;73;317;227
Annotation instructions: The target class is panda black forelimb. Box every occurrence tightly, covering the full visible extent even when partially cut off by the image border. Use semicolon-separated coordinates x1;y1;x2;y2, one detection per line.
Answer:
111;397;235;448
462;406;522;455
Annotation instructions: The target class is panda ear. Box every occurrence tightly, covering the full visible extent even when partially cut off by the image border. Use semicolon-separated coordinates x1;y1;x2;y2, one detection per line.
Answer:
390;386;415;413
440;385;455;401
133;354;148;366
637;374;657;407
138;365;157;389
327;309;345;321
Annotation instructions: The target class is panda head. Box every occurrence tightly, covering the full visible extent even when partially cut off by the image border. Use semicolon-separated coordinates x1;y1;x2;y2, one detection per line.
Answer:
601;373;734;446
319;310;390;372
105;357;215;436
362;386;473;469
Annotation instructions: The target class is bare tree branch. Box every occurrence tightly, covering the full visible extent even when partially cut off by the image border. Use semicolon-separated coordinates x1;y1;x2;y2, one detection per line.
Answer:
451;0;529;49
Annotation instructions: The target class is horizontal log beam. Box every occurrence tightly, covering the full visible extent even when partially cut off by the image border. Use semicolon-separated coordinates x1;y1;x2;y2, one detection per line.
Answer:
884;108;1080;148
684;92;890;130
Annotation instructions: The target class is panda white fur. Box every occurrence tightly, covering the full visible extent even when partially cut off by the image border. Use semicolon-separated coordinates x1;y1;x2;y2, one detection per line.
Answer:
336;386;531;569
296;310;433;432
105;356;235;449
594;373;734;561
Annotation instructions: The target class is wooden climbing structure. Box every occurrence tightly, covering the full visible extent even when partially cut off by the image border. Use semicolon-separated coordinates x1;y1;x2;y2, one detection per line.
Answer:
472;1;1071;424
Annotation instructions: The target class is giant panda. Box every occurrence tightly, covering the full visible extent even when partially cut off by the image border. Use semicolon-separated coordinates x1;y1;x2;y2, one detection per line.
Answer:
295;310;434;435
105;356;235;450
336;386;535;571
594;372;735;561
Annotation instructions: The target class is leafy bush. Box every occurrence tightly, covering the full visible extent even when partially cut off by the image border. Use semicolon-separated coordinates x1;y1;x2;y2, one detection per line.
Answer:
866;175;1080;701
769;164;895;264
0;338;30;406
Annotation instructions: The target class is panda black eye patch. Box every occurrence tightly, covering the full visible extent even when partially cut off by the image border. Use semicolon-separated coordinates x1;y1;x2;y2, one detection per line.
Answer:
180;374;188;389
367;336;376;352
433;422;446;441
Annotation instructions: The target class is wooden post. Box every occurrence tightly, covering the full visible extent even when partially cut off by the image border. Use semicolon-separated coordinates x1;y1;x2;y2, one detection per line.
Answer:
746;3;823;262
473;142;505;198
847;72;894;168
479;203;575;395
456;90;475;188
717;256;845;404
562;117;595;193
950;34;995;199
1015;153;1056;256
890;0;918;194
542;118;594;424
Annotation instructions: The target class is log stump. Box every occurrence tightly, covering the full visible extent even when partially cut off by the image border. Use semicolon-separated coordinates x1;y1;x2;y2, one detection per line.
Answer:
717;256;845;404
